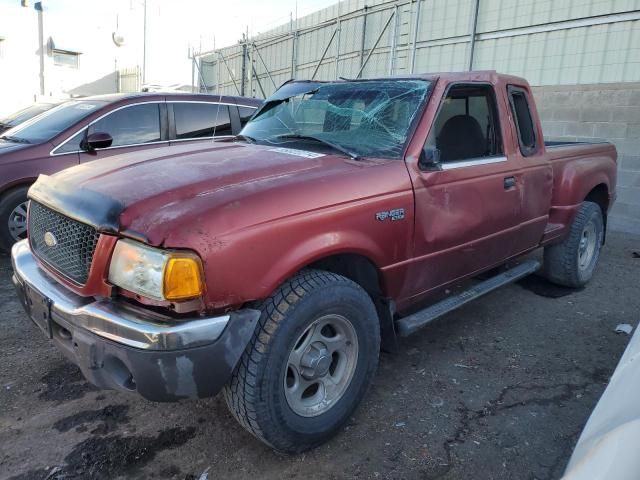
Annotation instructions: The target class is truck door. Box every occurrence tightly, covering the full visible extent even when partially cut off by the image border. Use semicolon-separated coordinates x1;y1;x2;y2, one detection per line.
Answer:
506;85;553;253
406;83;522;297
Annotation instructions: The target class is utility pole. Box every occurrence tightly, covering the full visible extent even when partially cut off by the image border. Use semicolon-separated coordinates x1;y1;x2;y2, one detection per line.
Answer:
35;2;45;96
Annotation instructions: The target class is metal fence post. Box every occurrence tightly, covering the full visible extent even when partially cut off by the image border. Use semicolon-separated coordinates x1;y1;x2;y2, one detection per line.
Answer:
410;0;422;74
217;53;222;94
468;0;480;70
389;5;399;75
241;39;247;96
356;8;396;79
249;43;254;97
360;6;368;68
211;60;218;93
335;18;341;79
191;56;195;93
291;30;298;79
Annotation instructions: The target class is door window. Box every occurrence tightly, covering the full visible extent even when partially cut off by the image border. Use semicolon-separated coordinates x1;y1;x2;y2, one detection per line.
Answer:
89;103;161;147
508;87;537;156
173;103;232;139
426;84;502;163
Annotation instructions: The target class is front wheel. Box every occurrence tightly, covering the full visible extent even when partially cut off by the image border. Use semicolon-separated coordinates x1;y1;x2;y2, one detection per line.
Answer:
0;186;30;252
223;270;380;452
544;201;604;288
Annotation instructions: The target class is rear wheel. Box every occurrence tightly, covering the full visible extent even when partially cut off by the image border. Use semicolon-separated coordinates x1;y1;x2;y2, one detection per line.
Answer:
223;270;380;452
0;186;30;252
544;201;604;288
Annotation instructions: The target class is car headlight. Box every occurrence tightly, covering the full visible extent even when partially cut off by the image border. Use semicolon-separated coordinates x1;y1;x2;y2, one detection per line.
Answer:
108;239;204;301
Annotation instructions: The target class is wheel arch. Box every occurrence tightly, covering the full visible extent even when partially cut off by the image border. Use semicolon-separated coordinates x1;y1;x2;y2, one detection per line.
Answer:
307;252;385;298
305;252;398;353
0;179;36;198
584;183;609;242
584;183;609;217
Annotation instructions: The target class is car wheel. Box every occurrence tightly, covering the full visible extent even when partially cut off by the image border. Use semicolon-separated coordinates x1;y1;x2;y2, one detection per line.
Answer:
0;186;30;252
544;201;604;288
223;269;380;452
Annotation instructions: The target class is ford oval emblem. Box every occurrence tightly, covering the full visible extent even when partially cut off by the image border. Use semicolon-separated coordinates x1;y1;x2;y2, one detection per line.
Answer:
44;231;58;247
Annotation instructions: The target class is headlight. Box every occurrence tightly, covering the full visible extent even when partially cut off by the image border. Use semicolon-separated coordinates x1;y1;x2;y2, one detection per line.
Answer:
108;239;204;301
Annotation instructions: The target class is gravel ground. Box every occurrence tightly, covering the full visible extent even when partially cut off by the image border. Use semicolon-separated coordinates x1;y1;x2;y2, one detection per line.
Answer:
1;232;639;480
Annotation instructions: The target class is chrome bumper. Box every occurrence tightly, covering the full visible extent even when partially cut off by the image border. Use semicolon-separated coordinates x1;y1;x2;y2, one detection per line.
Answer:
11;239;229;350
11;239;260;401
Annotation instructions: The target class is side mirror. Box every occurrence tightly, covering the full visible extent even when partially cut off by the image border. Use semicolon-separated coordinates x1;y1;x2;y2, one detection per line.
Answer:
82;132;113;151
418;145;441;171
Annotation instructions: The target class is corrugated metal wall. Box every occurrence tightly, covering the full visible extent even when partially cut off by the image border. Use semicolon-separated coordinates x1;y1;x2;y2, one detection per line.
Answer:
195;0;640;97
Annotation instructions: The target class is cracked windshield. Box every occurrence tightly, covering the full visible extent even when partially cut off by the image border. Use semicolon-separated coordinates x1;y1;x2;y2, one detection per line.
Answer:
241;79;431;159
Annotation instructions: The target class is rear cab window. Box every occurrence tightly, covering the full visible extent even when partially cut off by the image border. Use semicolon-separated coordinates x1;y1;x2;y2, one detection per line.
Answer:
173;102;232;139
508;86;537;156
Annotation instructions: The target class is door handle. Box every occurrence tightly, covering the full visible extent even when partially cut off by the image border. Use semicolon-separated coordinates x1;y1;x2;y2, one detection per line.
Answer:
504;176;517;189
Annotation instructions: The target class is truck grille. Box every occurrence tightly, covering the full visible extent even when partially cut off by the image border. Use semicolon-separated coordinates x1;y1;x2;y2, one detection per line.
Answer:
28;201;100;284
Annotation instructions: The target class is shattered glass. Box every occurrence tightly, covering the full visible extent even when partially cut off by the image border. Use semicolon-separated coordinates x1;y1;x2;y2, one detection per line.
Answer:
241;80;431;159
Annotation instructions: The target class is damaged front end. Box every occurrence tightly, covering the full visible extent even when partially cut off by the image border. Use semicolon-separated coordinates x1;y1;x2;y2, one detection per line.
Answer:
11;175;261;401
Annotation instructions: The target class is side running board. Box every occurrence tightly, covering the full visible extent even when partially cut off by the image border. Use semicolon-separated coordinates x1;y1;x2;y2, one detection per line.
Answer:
395;260;541;337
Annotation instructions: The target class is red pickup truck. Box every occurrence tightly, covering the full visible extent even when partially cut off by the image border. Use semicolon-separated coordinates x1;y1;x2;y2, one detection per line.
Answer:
11;71;617;452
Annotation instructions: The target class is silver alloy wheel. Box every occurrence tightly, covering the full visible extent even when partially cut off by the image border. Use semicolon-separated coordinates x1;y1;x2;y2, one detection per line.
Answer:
578;219;598;271
8;201;28;242
284;314;359;417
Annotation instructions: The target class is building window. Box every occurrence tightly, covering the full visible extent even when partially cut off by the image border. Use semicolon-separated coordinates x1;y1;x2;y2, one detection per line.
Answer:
53;49;79;68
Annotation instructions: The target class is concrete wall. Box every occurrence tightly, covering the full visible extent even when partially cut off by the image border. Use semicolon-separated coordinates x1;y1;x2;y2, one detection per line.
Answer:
533;83;640;234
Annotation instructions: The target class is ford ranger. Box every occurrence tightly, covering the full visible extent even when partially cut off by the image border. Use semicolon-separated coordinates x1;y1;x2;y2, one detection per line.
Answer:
11;71;617;452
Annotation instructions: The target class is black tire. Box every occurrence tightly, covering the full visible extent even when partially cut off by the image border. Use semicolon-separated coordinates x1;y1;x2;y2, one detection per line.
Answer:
544;201;604;288
223;269;380;452
0;186;30;253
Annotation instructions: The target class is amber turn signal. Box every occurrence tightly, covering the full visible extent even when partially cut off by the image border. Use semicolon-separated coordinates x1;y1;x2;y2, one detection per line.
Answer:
163;255;204;301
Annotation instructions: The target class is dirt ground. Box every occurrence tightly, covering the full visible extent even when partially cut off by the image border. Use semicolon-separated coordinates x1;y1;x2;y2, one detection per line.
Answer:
1;232;639;480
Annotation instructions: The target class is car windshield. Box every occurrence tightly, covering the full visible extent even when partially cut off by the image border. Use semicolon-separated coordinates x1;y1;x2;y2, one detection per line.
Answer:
0;103;57;128
241;79;431;159
0;100;108;144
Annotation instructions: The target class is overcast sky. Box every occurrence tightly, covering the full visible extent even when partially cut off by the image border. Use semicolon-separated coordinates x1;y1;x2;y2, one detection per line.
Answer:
37;0;338;84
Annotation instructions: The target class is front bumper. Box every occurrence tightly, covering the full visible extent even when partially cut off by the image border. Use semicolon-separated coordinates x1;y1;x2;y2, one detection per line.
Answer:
11;240;260;401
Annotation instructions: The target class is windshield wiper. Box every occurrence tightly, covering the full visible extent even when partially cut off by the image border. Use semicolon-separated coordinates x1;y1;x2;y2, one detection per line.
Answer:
273;134;360;160
0;135;30;144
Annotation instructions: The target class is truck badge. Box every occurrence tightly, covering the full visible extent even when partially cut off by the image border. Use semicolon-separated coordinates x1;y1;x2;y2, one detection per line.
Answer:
44;231;58;247
376;209;405;221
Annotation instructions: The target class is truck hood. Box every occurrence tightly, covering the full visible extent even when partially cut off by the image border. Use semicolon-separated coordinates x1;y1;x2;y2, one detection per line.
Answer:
29;141;394;247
